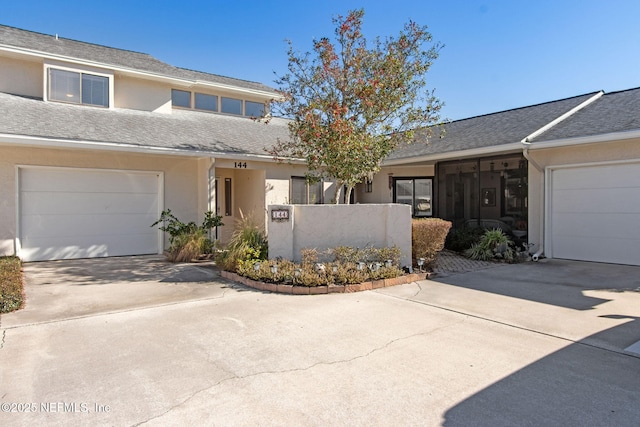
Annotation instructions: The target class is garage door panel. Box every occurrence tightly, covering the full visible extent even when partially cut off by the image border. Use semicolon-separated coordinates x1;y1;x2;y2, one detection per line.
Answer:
19;168;161;262
21;192;159;216
552;213;640;240
550;162;640;266
553;188;640;214
21;213;158;238
20;169;159;193
553;236;638;266
20;233;158;261
553;164;640;190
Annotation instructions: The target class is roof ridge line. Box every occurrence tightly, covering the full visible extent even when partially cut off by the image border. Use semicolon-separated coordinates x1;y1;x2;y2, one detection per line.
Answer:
0;24;155;58
521;91;605;143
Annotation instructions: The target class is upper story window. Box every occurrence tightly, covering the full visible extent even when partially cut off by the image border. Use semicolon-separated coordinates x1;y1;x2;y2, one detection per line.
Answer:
195;93;218;112
171;89;191;108
172;89;266;117
221;97;243;115
49;69;109;107
245;101;265;117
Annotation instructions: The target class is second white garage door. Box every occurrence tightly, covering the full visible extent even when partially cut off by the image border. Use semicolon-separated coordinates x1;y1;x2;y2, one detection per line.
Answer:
548;162;640;266
18;167;162;262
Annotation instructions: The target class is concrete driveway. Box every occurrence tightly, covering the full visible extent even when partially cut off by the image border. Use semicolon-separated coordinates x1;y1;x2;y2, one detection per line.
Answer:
1;256;639;426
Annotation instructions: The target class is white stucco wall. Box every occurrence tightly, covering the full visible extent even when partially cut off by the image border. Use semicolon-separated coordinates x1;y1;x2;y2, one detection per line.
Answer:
268;204;412;266
0;144;207;256
114;75;172;113
357;165;436;204
526;137;640;254
0;55;42;98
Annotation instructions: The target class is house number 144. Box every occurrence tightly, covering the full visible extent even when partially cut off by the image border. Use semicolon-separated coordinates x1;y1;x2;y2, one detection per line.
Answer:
234;162;247;169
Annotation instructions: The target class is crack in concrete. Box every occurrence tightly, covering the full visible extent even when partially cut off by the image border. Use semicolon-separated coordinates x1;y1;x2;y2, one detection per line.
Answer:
132;326;458;426
0;315;5;350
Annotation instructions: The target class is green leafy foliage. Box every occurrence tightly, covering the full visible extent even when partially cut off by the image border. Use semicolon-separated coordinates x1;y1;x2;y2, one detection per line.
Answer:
412;218;452;267
445;227;486;252
151;209;223;262
270;8;444;203
464;229;516;262
0;256;24;313
234;245;404;286
215;215;268;272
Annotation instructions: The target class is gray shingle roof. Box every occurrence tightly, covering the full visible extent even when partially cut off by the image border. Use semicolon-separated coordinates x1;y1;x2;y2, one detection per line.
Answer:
0;25;278;94
387;92;601;160
0;92;291;156
531;87;640;142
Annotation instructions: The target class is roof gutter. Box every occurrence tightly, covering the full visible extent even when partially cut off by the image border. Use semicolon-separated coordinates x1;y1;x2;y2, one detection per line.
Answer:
382;142;523;166
0;133;305;163
519;90;604;261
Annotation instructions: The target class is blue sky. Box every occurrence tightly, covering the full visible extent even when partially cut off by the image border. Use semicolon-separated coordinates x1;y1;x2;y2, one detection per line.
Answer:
2;0;639;120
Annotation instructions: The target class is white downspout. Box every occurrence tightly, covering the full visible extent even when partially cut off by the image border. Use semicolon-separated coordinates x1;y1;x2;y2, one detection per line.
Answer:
522;146;545;261
520;91;604;261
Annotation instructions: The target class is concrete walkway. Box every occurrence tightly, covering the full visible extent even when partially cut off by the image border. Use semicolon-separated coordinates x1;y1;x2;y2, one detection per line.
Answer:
1;256;639;426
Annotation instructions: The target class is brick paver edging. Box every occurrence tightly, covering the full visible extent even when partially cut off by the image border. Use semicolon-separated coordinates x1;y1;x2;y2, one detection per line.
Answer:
220;270;431;294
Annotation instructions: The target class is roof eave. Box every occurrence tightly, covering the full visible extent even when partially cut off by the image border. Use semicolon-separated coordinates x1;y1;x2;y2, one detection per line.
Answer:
0;132;305;163
525;129;640;150
382;142;523;166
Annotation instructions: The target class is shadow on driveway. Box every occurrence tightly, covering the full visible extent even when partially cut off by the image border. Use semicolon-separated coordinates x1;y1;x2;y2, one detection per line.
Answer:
443;316;640;426
23;255;218;285
432;259;640;311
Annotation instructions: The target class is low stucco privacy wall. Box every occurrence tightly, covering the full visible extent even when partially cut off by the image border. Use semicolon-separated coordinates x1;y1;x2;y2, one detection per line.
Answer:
268;204;412;267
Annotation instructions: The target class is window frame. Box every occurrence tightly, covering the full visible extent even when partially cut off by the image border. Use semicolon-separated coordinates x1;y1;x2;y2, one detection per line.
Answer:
291;176;324;204
171;89;192;109
392;176;433;217
194;92;218;112
47;67;110;108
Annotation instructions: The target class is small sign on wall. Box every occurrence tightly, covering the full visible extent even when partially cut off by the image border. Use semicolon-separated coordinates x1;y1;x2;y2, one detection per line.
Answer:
271;208;290;222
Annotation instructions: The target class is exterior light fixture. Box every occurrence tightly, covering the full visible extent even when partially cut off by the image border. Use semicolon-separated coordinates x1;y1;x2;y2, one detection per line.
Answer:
332;265;338;273
417;258;425;272
294;268;302;277
253;262;261;271
270;264;278;274
385;260;393;268
357;262;365;271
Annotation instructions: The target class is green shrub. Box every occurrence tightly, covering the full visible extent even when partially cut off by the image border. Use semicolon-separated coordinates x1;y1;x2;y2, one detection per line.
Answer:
216;214;268;272
445;227;485;252
151;209;223;262
234;245;404;286
412;218;452;267
464;229;515;262
0;256;24;313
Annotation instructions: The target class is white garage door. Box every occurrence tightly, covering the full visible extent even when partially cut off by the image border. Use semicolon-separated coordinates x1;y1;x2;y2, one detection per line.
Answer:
549;162;640;266
18;167;161;262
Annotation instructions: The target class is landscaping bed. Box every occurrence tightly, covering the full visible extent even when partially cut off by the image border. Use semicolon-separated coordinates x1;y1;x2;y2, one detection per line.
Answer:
221;270;431;294
0;256;24;313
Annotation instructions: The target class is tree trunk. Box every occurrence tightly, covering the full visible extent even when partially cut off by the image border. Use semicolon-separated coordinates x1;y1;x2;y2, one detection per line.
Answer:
344;185;354;205
330;180;343;204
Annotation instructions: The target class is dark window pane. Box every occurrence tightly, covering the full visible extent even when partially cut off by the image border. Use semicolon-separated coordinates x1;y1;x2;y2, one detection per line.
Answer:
414;179;432;217
81;74;109;107
221;97;242;115
172;89;191;108
49;69;80;103
195;93;218;111
225;178;232;216
245;101;264;117
291;177;307;204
